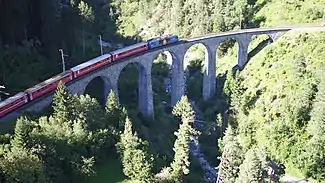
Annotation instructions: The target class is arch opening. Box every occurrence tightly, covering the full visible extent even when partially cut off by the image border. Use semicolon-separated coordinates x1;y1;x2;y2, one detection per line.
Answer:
118;62;149;116
216;38;239;77
247;34;272;62
184;43;207;101
151;51;174;111
84;76;108;107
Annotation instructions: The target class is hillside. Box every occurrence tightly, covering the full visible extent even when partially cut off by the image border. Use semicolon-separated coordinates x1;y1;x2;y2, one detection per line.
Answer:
113;0;325;39
1;0;325;183
256;0;325;27
1;0;324;98
234;30;325;181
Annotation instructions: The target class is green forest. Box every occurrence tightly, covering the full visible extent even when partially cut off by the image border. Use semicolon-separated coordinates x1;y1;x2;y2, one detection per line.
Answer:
1;0;325;182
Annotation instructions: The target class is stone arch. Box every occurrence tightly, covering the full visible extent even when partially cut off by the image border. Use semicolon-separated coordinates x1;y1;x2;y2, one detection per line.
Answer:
267;32;287;42
151;51;175;108
117;61;153;117
216;37;239;76
84;75;112;107
151;51;174;68
183;43;210;101
151;49;186;107
248;34;273;62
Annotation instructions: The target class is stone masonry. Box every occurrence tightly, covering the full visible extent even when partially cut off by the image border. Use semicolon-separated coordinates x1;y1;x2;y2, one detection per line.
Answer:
3;26;325;122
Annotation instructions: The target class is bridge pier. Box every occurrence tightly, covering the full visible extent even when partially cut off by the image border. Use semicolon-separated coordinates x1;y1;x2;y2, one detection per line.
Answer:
237;35;251;69
203;44;218;100
171;51;186;106
138;62;154;118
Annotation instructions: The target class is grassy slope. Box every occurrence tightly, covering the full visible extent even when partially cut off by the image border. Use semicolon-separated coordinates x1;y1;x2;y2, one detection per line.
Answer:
211;1;325;181
241;30;325;180
3;1;325;183
82;1;325;181
256;0;325;27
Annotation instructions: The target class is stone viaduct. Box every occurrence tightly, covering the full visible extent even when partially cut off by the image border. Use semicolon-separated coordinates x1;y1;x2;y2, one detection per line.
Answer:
2;25;325;122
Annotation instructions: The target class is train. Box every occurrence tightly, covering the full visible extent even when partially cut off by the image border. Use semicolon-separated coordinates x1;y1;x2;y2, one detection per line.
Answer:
0;34;179;118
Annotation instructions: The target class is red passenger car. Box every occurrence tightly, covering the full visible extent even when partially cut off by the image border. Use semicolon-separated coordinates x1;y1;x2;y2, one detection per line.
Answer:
25;71;73;101
70;53;112;79
0;92;28;117
111;42;148;61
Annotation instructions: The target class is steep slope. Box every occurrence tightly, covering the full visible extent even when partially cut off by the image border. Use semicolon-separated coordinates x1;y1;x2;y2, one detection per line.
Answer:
235;30;325;181
256;0;325;27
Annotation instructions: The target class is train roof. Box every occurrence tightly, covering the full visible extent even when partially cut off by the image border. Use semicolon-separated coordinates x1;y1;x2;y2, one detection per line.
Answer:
0;92;26;108
110;42;147;55
70;53;111;72
147;37;160;41
147;34;178;42
25;71;72;92
162;34;178;38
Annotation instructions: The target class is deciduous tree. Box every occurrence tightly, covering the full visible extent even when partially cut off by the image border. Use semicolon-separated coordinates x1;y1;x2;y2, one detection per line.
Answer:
0;147;47;183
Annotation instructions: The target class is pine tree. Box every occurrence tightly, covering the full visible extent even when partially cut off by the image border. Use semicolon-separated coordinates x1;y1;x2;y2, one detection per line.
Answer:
212;0;226;33
52;81;77;123
118;107;128;131
105;90;120;128
217;125;244;183
11;117;34;148
230;72;245;112
117;117;153;182
170;96;200;182
78;0;94;55
170;0;185;35
236;148;267;183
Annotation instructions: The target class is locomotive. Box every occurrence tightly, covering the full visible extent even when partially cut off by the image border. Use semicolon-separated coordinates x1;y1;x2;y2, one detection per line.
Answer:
0;34;179;118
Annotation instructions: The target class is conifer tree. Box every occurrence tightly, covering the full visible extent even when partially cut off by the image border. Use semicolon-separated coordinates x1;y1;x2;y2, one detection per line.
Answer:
217;125;244;183
118;107;128;131
11;117;34;148
78;0;94;55
236;148;267;183
170;96;199;182
117;117;153;182
105;90;120;128
52;81;77;123
212;0;226;33
224;70;244;109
